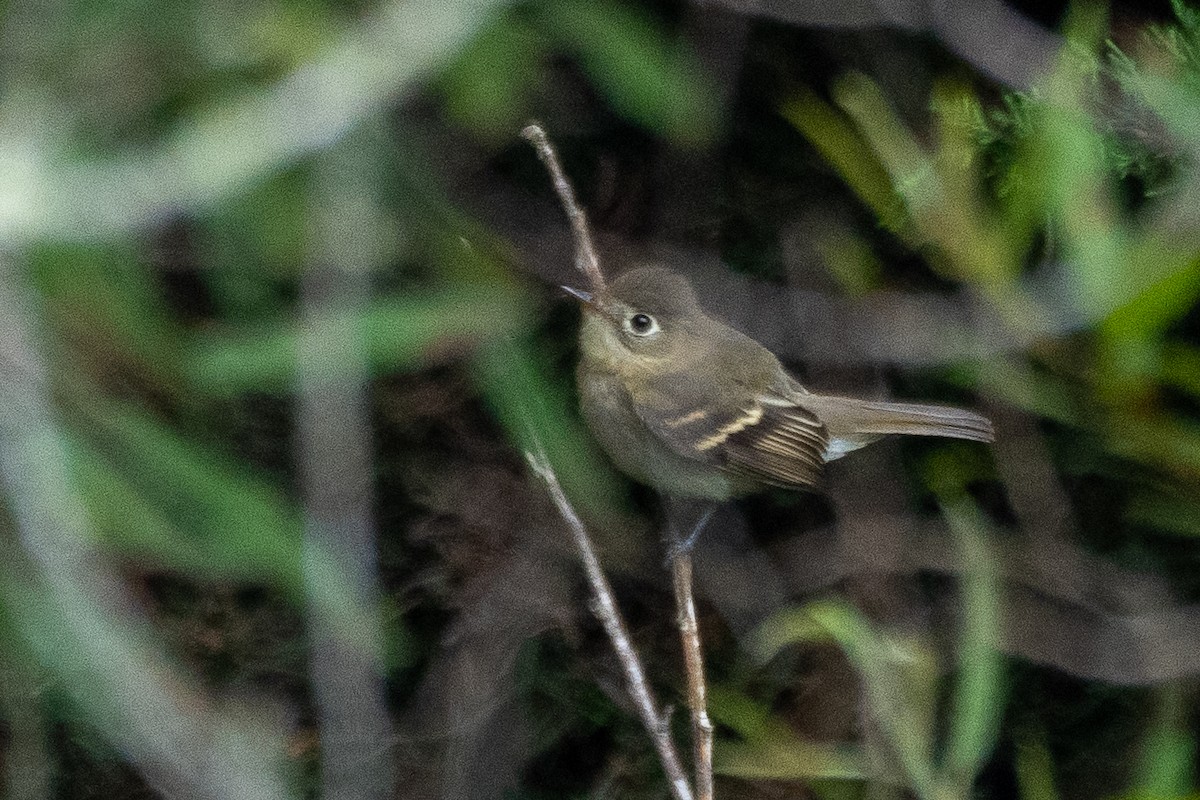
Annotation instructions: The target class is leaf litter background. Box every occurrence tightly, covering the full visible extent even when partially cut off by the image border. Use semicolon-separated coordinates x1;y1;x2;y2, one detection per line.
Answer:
2;0;1200;798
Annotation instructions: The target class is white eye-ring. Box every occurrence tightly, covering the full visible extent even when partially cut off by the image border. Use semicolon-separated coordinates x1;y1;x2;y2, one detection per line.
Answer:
624;312;660;337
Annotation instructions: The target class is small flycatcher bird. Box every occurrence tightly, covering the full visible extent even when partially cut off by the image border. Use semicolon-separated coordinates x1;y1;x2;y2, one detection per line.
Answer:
568;266;994;500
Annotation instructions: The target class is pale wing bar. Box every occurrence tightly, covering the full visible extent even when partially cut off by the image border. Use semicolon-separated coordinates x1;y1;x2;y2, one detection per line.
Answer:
718;400;829;488
639;387;830;490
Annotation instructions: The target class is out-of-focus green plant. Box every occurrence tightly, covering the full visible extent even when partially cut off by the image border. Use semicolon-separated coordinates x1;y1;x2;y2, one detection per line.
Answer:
1123;685;1196;800
6;0;1200;793
729;3;1200;798
741;491;999;800
0;0;721;794
779;3;1200;522
439;0;719;145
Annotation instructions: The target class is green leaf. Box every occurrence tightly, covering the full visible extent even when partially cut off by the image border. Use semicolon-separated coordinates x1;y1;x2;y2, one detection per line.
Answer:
1126;487;1200;537
751;602;938;798
832;72;940;220
189;285;530;392
28;241;184;395
710;684;867;781
969;359;1079;426
811;228;884;297
780;87;909;239
437;14;547;142
1126;69;1200;155
66;432;215;574
941;500;1005;789
1094;248;1200;398
1160;344;1200;398
1014;728;1060;800
1031;10;1132;320
201;168;310;296
538;0;718;145
716;735;867;782
1109;417;1200;476
66;396;374;646
1127;686;1196;799
707;684;771;740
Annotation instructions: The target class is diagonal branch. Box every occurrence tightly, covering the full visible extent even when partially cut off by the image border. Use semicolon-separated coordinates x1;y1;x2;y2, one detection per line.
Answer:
520;122;608;297
526;451;694;800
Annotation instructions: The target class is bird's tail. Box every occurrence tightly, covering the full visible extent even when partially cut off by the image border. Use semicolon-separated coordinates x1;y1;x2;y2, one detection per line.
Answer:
808;396;995;443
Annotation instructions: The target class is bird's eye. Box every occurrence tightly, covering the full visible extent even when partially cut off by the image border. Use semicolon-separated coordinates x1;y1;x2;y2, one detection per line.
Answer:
625;312;660;337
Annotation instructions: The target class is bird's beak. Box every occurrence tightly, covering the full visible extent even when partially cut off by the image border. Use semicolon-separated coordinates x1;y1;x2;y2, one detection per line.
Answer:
560;285;594;305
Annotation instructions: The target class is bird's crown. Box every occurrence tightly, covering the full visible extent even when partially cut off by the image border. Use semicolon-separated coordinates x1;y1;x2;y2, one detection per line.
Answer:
608;266;701;319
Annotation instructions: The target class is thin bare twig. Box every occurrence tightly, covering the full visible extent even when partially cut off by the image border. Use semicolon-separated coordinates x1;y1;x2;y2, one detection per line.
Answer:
671;547;714;800
526;451;694;800
520;122;608;296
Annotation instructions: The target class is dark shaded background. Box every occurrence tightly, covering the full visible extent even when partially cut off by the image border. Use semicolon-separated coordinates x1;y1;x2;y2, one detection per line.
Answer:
1;0;1199;799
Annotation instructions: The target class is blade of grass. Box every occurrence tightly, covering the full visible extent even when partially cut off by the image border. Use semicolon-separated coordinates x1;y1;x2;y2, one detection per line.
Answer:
779;87;910;239
1129;685;1196;798
189;285;530;393
472;335;629;528
941;500;1005;790
1014;728;1060;800
751;602;938;799
65;393;373;646
537;0;718;145
708;684;868;782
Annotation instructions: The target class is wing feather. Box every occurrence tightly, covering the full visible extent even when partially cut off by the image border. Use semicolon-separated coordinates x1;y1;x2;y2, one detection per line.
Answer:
720;402;828;487
637;384;830;490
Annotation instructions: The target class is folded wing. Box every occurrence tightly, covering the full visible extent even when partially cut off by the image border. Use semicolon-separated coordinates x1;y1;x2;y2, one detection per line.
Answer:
636;382;830;490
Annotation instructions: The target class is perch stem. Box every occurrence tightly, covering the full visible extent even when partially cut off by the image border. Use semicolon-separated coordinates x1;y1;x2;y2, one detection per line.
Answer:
520;122;608;296
671;545;714;800
526;452;695;800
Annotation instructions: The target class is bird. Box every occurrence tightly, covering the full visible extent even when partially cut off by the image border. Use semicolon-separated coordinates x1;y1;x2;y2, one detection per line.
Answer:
567;266;994;500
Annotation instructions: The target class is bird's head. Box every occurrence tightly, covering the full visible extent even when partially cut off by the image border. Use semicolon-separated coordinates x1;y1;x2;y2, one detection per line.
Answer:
564;266;708;375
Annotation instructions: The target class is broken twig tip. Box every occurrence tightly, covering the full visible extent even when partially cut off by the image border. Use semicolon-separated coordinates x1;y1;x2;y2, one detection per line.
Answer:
521;121;547;144
518;122;609;297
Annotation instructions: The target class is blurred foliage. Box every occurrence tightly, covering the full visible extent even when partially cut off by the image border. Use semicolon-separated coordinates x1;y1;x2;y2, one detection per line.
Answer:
733;4;1200;799
2;0;1200;799
439;0;718;144
745;497;999;800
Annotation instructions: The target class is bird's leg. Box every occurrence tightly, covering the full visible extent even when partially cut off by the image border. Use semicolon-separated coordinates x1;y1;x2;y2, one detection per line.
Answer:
682;506;715;552
665;497;717;555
